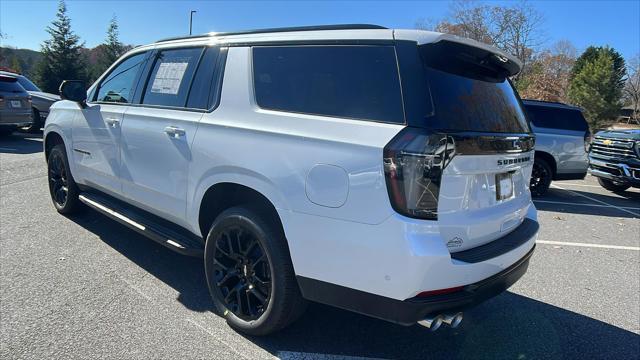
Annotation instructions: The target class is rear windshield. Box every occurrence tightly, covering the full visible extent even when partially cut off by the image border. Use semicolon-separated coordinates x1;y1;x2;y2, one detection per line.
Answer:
524;105;588;132
0;77;26;93
419;45;530;134
17;76;40;92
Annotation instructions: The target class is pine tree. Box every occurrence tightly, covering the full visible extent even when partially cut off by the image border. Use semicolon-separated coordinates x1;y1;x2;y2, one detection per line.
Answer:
93;15;125;79
35;0;86;93
568;47;626;129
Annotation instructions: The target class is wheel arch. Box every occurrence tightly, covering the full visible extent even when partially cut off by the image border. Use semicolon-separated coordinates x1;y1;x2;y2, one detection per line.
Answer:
534;151;557;178
44;131;65;161
197;182;287;244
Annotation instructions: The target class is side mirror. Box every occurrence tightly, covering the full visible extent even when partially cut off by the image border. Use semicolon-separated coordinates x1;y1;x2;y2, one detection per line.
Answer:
59;80;87;106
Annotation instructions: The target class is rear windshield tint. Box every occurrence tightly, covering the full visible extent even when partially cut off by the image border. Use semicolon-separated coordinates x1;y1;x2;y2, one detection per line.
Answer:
0;78;26;93
253;45;405;124
524;105;588;132
17;76;40;92
419;46;530;133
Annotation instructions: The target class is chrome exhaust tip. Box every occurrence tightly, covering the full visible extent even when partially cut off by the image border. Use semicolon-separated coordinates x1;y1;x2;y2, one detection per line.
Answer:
418;315;444;331
442;312;463;328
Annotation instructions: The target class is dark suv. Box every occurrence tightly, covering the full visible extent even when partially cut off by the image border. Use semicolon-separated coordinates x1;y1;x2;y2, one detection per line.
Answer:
589;128;640;192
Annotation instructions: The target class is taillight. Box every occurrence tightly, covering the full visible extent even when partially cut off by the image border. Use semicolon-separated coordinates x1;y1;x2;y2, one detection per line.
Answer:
584;131;592;153
383;127;455;220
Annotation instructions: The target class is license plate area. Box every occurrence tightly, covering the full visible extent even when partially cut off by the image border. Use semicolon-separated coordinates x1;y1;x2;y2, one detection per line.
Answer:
496;172;514;201
10;100;22;108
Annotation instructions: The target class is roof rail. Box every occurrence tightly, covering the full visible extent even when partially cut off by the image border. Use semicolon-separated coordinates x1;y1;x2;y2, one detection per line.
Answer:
522;99;569;106
156;24;388;43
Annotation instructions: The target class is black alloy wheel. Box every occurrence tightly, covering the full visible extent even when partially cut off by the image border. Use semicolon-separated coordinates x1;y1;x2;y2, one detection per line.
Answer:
48;150;69;207
530;158;552;197
211;225;272;320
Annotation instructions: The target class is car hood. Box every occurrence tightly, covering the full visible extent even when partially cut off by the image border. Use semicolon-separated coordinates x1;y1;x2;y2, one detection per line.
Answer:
596;128;640;140
28;91;61;102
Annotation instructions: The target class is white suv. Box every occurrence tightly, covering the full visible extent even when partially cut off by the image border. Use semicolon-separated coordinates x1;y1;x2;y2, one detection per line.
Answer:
44;25;538;335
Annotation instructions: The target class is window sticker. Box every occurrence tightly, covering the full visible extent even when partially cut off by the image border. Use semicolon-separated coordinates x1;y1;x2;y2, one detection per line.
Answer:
151;62;189;95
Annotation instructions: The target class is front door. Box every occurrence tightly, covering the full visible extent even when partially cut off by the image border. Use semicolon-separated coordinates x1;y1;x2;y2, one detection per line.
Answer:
72;51;149;195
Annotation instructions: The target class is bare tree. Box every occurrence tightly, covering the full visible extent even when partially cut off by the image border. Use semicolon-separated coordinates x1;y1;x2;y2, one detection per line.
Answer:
419;0;545;80
520;40;576;102
623;55;640;123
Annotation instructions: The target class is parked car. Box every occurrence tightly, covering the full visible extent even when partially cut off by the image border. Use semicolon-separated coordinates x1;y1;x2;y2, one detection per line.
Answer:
589;128;640;192
44;25;538;335
522;100;590;196
0;74;33;135
0;71;60;132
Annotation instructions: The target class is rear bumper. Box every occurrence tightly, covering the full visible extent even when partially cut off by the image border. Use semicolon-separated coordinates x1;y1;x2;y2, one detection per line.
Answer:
0;111;33;126
589;157;640;187
298;245;535;326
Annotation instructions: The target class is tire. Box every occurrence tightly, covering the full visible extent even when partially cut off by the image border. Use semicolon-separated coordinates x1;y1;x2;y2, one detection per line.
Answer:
23;108;43;133
47;144;82;214
597;178;630;193
204;206;307;335
530;158;553;197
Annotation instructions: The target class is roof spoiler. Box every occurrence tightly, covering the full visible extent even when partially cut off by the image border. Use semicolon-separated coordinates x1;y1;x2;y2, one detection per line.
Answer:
394;30;522;77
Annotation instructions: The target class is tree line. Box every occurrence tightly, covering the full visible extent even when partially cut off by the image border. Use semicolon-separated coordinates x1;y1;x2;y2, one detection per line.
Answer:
0;1;130;95
418;0;638;129
2;0;638;129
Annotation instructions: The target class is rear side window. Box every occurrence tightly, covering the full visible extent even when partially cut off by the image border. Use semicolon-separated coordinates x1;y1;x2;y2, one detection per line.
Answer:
142;47;203;108
0;76;26;93
96;52;147;103
186;47;221;110
17;76;40;91
525;105;588;132
253;46;405;124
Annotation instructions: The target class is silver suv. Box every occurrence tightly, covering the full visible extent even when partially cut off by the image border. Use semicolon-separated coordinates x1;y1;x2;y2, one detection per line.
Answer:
523;100;590;196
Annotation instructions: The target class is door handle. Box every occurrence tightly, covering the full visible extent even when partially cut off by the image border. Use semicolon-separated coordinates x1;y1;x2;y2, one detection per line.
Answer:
105;117;120;127
164;126;186;138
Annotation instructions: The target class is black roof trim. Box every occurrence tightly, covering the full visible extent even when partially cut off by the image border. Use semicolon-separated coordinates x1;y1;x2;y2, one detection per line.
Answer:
156;24;388;43
522;99;581;110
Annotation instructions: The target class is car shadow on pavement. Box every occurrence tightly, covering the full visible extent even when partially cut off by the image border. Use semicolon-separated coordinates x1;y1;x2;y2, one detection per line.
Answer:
535;189;640;219
67;210;640;360
68;210;215;313
0;132;43;154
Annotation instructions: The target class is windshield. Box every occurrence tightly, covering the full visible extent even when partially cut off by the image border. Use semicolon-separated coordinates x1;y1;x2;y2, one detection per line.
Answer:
419;45;530;134
17;76;40;91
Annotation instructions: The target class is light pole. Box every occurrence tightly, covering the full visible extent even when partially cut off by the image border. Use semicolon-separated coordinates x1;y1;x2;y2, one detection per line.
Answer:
189;10;197;35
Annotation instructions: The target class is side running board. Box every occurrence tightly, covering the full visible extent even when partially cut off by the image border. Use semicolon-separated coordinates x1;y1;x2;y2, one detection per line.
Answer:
79;193;204;257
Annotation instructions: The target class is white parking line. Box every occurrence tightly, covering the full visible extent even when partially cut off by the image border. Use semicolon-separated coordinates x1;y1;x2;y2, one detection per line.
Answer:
550;184;640;217
538;240;640;251
556;182;605;188
533;200;640;211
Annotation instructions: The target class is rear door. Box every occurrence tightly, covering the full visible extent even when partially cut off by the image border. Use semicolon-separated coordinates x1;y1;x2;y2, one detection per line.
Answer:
120;46;223;226
72;51;149;195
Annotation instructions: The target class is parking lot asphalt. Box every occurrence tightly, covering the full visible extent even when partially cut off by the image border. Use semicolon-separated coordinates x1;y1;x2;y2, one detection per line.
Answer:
1;132;639;360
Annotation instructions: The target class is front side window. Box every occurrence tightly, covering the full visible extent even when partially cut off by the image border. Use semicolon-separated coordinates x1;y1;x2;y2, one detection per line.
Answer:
96;52;147;104
253;45;405;124
142;47;203;108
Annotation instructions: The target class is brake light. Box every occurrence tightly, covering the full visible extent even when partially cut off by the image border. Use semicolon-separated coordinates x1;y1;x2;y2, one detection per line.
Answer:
383;127;455;220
